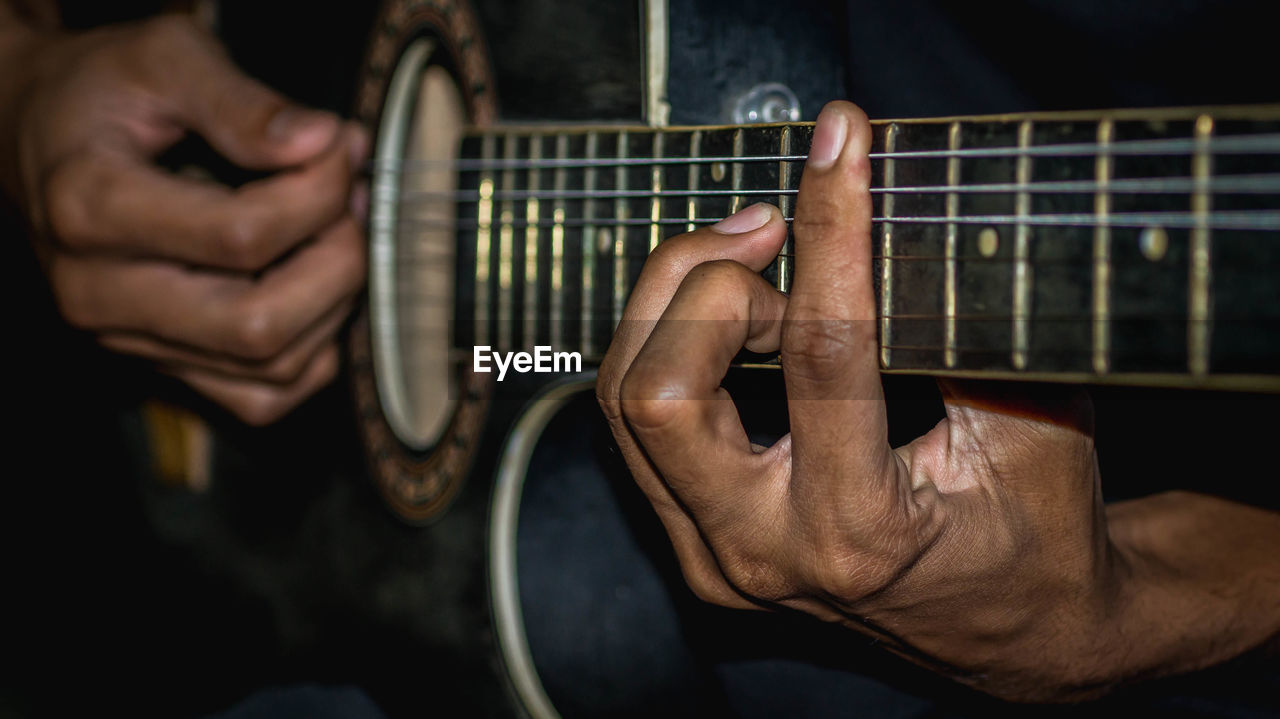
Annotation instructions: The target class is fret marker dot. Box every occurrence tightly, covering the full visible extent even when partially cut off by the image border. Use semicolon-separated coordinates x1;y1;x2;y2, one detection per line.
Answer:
978;227;1000;257
597;228;612;254
711;162;727;182
1139;226;1168;261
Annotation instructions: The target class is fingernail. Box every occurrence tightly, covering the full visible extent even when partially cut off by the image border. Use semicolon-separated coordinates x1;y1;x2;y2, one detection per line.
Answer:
808;106;848;170
267;106;336;142
710;203;772;234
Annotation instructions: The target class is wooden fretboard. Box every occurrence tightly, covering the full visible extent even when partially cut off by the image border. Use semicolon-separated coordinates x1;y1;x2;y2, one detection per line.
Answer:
440;105;1280;390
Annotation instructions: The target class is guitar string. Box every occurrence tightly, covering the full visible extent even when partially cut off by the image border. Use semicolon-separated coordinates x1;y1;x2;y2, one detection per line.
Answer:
363;131;1280;173
383;211;1280;231
382;252;1270;265
391;173;1280;203
374;313;1262;323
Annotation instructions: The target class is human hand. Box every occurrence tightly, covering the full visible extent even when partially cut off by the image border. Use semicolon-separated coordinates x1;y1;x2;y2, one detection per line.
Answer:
598;101;1133;700
3;15;367;425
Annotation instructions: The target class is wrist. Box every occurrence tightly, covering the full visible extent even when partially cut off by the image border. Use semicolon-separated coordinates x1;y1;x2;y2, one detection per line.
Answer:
1097;492;1280;684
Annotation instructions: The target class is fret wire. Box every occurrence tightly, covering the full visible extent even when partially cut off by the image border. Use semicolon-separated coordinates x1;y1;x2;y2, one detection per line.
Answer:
1012;120;1033;371
687;131;702;233
614;130;628;333
651;132;664;252
498;135;517;351
881;123;899;370
1093;119;1114;375
582;132;598;358
370;130;1280;172
552;134;568;349
1189;115;1215;376
778;125;794;294
730;128;745;214
944;121;960;369
475;135;495;347
524;134;541;350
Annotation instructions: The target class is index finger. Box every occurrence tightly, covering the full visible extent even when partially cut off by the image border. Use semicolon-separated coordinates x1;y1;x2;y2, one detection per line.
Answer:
783;103;898;480
44;124;365;271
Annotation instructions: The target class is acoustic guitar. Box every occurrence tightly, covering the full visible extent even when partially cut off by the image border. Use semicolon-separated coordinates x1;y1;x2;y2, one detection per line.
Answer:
340;0;1280;715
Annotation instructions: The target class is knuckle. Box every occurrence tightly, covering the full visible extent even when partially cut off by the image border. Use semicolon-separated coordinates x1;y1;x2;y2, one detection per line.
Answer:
644;231;693;268
618;366;688;431
718;550;790;603
781;312;857;382
42;158;97;246
229;300;285;361
804;512;920;602
645;227;716;275
214;213;271;270
791;199;846;236
683;258;750;294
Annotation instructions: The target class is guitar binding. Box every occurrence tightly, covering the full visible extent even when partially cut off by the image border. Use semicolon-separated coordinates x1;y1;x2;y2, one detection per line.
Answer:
350;0;498;526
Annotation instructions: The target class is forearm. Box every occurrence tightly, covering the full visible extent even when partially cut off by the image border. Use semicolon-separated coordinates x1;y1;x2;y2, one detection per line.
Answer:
1101;491;1280;684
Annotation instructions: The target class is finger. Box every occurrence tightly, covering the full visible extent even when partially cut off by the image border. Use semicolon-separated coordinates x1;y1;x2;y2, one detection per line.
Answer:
45;125;367;271
172;344;341;426
598;203;785;407
99;297;352;385
783;102;899;484
597;204;786;610
49;213;366;360
621;259;789;525
130;16;341;168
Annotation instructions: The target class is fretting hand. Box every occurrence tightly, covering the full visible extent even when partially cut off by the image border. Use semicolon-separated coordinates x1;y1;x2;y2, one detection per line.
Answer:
1;13;367;424
597;101;1280;700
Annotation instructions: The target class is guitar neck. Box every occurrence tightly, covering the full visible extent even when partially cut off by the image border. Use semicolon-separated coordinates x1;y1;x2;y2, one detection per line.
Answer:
447;105;1280;391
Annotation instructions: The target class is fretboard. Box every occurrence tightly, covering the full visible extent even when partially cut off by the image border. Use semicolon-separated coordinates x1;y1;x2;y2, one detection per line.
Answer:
446;105;1280;390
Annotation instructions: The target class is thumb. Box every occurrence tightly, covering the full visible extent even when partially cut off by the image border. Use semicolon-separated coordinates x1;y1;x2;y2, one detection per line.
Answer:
189;77;340;171
150;18;341;169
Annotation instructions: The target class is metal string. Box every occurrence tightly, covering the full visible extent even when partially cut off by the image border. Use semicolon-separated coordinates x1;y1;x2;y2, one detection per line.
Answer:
364;131;1280;174
383;210;1280;231
390;173;1280;203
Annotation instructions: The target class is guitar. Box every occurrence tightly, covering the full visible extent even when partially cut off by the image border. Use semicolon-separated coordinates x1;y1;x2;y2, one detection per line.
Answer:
339;0;1280;716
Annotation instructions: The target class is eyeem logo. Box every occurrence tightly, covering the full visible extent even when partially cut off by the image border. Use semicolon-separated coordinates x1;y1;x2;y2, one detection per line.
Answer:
473;346;583;381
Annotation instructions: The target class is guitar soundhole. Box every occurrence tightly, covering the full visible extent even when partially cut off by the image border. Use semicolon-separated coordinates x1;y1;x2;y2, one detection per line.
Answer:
350;0;497;524
370;38;461;451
